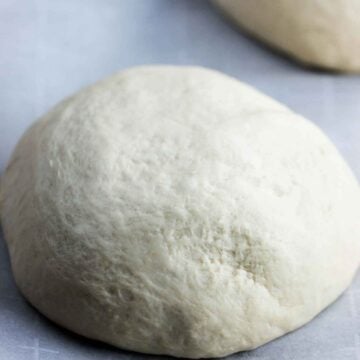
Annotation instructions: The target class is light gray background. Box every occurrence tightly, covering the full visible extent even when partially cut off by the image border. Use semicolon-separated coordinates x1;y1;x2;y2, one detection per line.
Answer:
0;1;359;359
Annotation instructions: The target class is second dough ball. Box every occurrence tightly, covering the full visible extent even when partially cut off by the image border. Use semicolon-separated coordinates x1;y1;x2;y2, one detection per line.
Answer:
214;0;360;72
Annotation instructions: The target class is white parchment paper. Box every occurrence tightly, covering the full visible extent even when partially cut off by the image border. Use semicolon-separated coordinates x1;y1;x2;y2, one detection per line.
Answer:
0;1;359;359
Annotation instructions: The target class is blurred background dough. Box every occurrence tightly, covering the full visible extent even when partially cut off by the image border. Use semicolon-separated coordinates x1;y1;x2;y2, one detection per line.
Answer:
214;0;360;72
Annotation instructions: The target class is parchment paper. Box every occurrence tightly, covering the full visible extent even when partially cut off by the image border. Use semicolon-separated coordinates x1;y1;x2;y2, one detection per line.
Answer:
0;1;359;359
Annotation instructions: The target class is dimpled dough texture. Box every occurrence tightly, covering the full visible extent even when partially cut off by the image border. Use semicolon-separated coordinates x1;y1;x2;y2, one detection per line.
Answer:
214;0;360;72
0;66;359;359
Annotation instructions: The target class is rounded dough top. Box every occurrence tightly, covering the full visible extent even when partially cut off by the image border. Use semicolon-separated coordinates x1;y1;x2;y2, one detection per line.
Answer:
214;0;360;72
1;66;359;358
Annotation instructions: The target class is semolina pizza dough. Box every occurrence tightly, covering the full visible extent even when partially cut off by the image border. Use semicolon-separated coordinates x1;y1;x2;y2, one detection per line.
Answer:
0;66;359;358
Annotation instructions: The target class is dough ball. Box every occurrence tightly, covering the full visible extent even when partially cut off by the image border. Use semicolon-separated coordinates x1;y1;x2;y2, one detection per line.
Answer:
214;0;360;72
0;66;359;358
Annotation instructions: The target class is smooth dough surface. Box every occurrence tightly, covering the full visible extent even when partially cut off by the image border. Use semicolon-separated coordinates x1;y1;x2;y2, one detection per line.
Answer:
214;0;360;72
1;66;359;358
